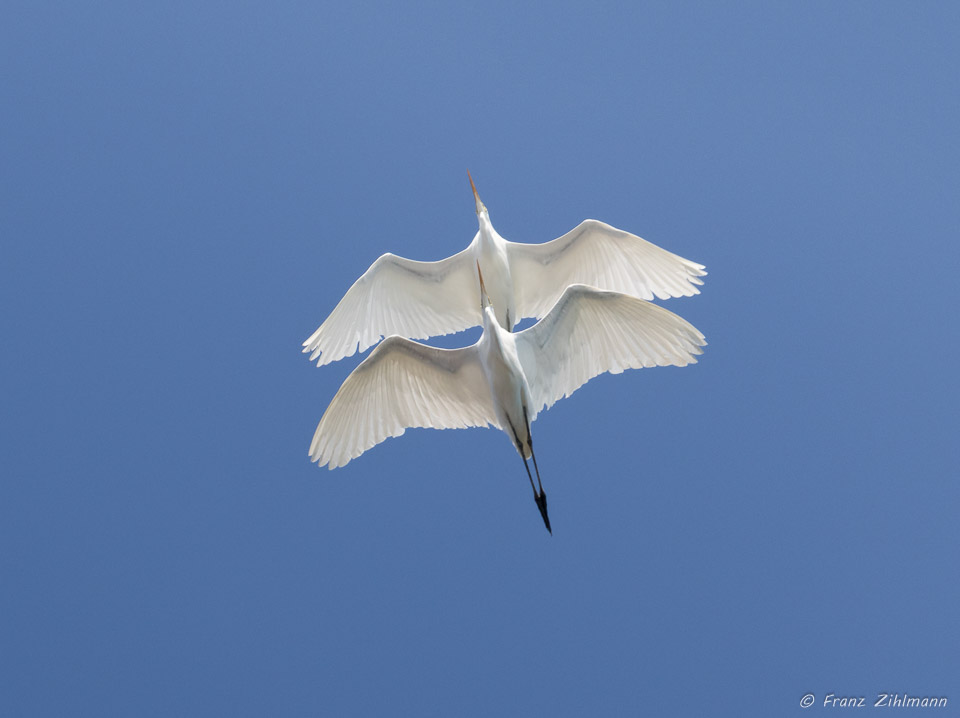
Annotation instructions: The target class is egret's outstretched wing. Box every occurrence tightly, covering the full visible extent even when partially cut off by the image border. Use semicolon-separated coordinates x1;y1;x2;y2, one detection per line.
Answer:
303;248;479;365
507;220;706;320
515;285;706;417
310;337;498;469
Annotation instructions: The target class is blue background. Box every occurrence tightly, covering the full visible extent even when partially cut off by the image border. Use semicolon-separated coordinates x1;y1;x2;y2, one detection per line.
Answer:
3;2;958;715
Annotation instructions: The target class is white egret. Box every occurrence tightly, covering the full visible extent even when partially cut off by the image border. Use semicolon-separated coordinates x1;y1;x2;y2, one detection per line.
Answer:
303;173;706;365
309;267;706;532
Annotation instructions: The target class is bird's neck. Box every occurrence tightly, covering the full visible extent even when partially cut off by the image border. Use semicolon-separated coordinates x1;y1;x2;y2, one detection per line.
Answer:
481;306;504;345
481;305;496;330
477;213;500;251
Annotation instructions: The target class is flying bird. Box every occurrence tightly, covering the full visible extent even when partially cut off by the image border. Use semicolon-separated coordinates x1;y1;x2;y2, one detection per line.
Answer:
303;173;706;366
309;269;706;532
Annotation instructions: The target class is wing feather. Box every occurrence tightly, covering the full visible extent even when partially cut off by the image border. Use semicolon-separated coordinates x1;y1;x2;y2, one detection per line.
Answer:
508;220;706;320
515;285;706;417
309;337;498;469
303;247;479;365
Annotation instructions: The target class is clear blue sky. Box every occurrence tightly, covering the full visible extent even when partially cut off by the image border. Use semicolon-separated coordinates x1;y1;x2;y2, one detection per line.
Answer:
2;2;958;715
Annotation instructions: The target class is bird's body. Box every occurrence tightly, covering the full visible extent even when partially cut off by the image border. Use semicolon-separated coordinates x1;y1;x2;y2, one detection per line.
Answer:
309;281;706;531
303;174;706;366
477;303;532;458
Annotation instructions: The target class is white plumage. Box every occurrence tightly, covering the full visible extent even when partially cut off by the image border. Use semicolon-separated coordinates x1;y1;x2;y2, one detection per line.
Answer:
309;280;705;530
303;174;706;366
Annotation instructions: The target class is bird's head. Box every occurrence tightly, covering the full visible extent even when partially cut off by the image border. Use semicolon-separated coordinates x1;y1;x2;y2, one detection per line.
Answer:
467;170;488;217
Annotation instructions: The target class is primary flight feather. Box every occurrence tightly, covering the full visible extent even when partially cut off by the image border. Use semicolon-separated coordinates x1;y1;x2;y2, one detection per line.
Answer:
303;173;706;366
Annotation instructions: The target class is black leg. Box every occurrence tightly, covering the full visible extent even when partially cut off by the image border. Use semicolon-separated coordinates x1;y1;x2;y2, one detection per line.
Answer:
507;414;552;534
522;405;551;534
522;406;545;495
506;415;538;499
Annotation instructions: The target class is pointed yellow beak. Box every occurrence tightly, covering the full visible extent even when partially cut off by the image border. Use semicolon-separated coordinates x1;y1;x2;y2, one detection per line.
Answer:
467;170;486;215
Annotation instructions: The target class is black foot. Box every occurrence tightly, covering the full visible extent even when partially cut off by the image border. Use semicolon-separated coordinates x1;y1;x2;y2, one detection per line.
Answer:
535;491;552;535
